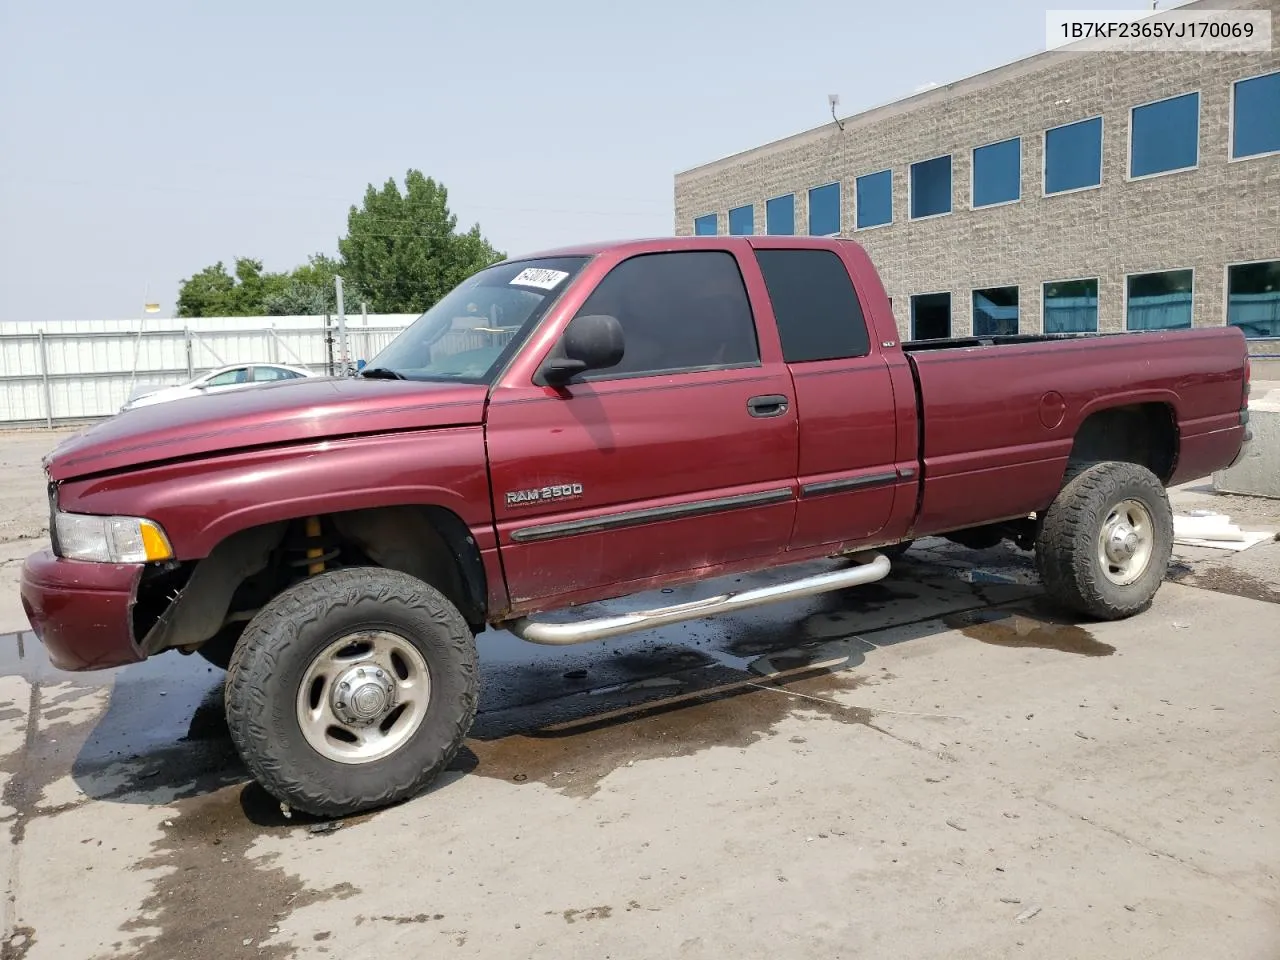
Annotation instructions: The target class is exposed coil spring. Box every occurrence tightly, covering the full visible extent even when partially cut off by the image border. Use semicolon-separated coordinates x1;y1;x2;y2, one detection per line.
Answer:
283;516;341;574
286;546;341;569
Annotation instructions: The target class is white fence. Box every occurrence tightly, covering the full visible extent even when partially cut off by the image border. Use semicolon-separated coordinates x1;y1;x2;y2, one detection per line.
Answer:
0;314;418;427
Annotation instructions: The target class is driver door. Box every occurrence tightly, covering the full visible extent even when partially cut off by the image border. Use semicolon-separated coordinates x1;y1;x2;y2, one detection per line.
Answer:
485;247;799;611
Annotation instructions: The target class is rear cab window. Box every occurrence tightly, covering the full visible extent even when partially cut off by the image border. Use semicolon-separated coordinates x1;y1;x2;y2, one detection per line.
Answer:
754;249;871;362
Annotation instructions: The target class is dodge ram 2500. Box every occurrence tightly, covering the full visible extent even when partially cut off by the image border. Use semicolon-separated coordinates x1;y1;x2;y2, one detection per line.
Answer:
20;236;1252;816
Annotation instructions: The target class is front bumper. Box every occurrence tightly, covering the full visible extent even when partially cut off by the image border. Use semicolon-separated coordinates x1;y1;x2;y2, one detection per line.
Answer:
19;550;147;671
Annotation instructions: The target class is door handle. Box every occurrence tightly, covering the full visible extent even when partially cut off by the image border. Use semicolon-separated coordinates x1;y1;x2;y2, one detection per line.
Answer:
747;394;789;418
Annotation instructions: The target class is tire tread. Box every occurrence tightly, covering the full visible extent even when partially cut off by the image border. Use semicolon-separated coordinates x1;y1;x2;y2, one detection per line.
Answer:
224;567;478;818
1035;461;1172;620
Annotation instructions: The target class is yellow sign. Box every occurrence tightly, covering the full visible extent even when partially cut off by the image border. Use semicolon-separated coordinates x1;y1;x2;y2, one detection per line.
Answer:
144;303;161;313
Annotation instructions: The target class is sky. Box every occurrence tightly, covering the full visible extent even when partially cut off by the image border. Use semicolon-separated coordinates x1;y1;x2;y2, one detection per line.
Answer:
0;0;1148;322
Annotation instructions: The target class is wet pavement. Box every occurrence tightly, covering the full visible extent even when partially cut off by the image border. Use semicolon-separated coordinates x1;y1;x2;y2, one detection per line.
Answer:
2;540;1279;959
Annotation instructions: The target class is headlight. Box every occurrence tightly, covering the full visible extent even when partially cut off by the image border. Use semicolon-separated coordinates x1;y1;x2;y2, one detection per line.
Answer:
54;512;174;563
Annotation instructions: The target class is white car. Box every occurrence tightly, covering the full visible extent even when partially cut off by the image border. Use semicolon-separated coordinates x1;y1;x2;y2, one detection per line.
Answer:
122;363;316;411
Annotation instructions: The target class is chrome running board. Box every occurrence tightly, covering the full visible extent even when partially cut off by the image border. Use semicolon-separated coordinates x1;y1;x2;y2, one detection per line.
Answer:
505;551;891;646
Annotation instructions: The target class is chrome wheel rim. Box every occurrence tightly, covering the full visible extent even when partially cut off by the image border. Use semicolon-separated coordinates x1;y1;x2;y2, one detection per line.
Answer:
1097;499;1155;587
295;630;430;764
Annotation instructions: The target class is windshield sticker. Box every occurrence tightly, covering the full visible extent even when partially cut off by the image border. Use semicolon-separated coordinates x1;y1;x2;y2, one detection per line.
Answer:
510;267;569;290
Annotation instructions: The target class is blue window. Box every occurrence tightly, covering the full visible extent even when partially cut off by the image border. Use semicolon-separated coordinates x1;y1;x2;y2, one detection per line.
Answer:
1045;116;1103;194
1043;278;1099;333
855;170;892;229
972;138;1021;208
1232;71;1280;159
910;292;951;340
728;204;754;236
766;194;795;235
1127;269;1193;331
972;286;1019;336
910;155;952;219
1130;93;1199;178
694;214;718;236
808;182;840;236
1227;261;1280;339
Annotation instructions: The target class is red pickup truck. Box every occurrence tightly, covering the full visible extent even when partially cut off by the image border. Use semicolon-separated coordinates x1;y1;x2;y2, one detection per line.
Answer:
20;237;1251;816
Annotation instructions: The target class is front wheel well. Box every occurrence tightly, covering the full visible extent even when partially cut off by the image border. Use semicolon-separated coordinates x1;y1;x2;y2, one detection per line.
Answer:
1066;403;1178;483
136;504;488;659
329;505;487;628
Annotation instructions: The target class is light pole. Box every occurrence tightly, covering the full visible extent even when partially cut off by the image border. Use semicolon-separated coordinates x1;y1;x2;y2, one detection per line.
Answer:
334;275;350;375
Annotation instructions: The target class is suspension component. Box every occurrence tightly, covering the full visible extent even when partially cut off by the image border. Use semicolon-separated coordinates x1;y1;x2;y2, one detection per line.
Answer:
284;516;340;574
305;516;325;575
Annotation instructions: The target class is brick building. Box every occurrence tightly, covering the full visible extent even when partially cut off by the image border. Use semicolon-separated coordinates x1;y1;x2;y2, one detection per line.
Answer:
673;0;1280;353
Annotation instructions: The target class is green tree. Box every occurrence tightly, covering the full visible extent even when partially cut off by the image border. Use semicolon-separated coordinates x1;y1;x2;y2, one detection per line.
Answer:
175;257;290;317
261;254;369;316
338;169;504;313
175;170;501;318
175;261;236;317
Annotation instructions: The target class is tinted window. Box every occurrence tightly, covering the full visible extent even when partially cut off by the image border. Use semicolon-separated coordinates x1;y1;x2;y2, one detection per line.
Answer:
1232;71;1280;159
1227;261;1280;339
694;213;718;236
855;170;892;229
910;156;952;219
1127;269;1193;331
808;183;840;236
972;138;1021;207
755;249;870;363
972;286;1019;336
728;205;754;235
1045;117;1103;194
911;292;951;340
766;194;795;235
1130;93;1199;178
573;251;759;379
1043;278;1099;333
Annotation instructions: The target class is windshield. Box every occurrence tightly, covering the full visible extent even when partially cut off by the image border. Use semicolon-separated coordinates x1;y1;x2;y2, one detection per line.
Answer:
365;256;589;382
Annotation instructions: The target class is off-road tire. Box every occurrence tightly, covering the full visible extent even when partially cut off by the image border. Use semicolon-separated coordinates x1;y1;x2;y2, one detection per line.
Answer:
224;567;478;818
1035;461;1173;620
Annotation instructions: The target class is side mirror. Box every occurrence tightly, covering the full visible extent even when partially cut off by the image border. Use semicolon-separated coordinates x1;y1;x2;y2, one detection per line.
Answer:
541;314;625;385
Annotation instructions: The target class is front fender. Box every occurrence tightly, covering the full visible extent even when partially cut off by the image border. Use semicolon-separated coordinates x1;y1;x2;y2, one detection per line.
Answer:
55;428;497;559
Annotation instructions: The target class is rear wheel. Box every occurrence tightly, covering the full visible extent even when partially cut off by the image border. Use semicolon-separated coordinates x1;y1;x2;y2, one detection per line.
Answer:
1035;461;1172;620
224;567;478;818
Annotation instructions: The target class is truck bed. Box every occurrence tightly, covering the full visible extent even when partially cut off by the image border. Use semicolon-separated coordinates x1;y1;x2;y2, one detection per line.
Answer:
902;326;1250;537
901;331;1103;352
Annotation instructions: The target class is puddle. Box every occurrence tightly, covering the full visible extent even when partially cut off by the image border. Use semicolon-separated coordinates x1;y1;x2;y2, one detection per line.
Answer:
0;628;236;841
119;785;360;960
3;926;36;960
0;631;73;684
0;631;35;674
944;608;1115;657
1168;565;1280;605
0;680;104;846
460;665;879;798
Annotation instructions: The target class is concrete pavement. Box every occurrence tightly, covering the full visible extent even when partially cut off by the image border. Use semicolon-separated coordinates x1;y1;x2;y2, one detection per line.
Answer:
2;560;1279;959
1;427;1279;959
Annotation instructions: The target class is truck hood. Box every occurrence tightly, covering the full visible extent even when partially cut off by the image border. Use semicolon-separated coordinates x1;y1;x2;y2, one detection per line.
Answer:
45;376;489;482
